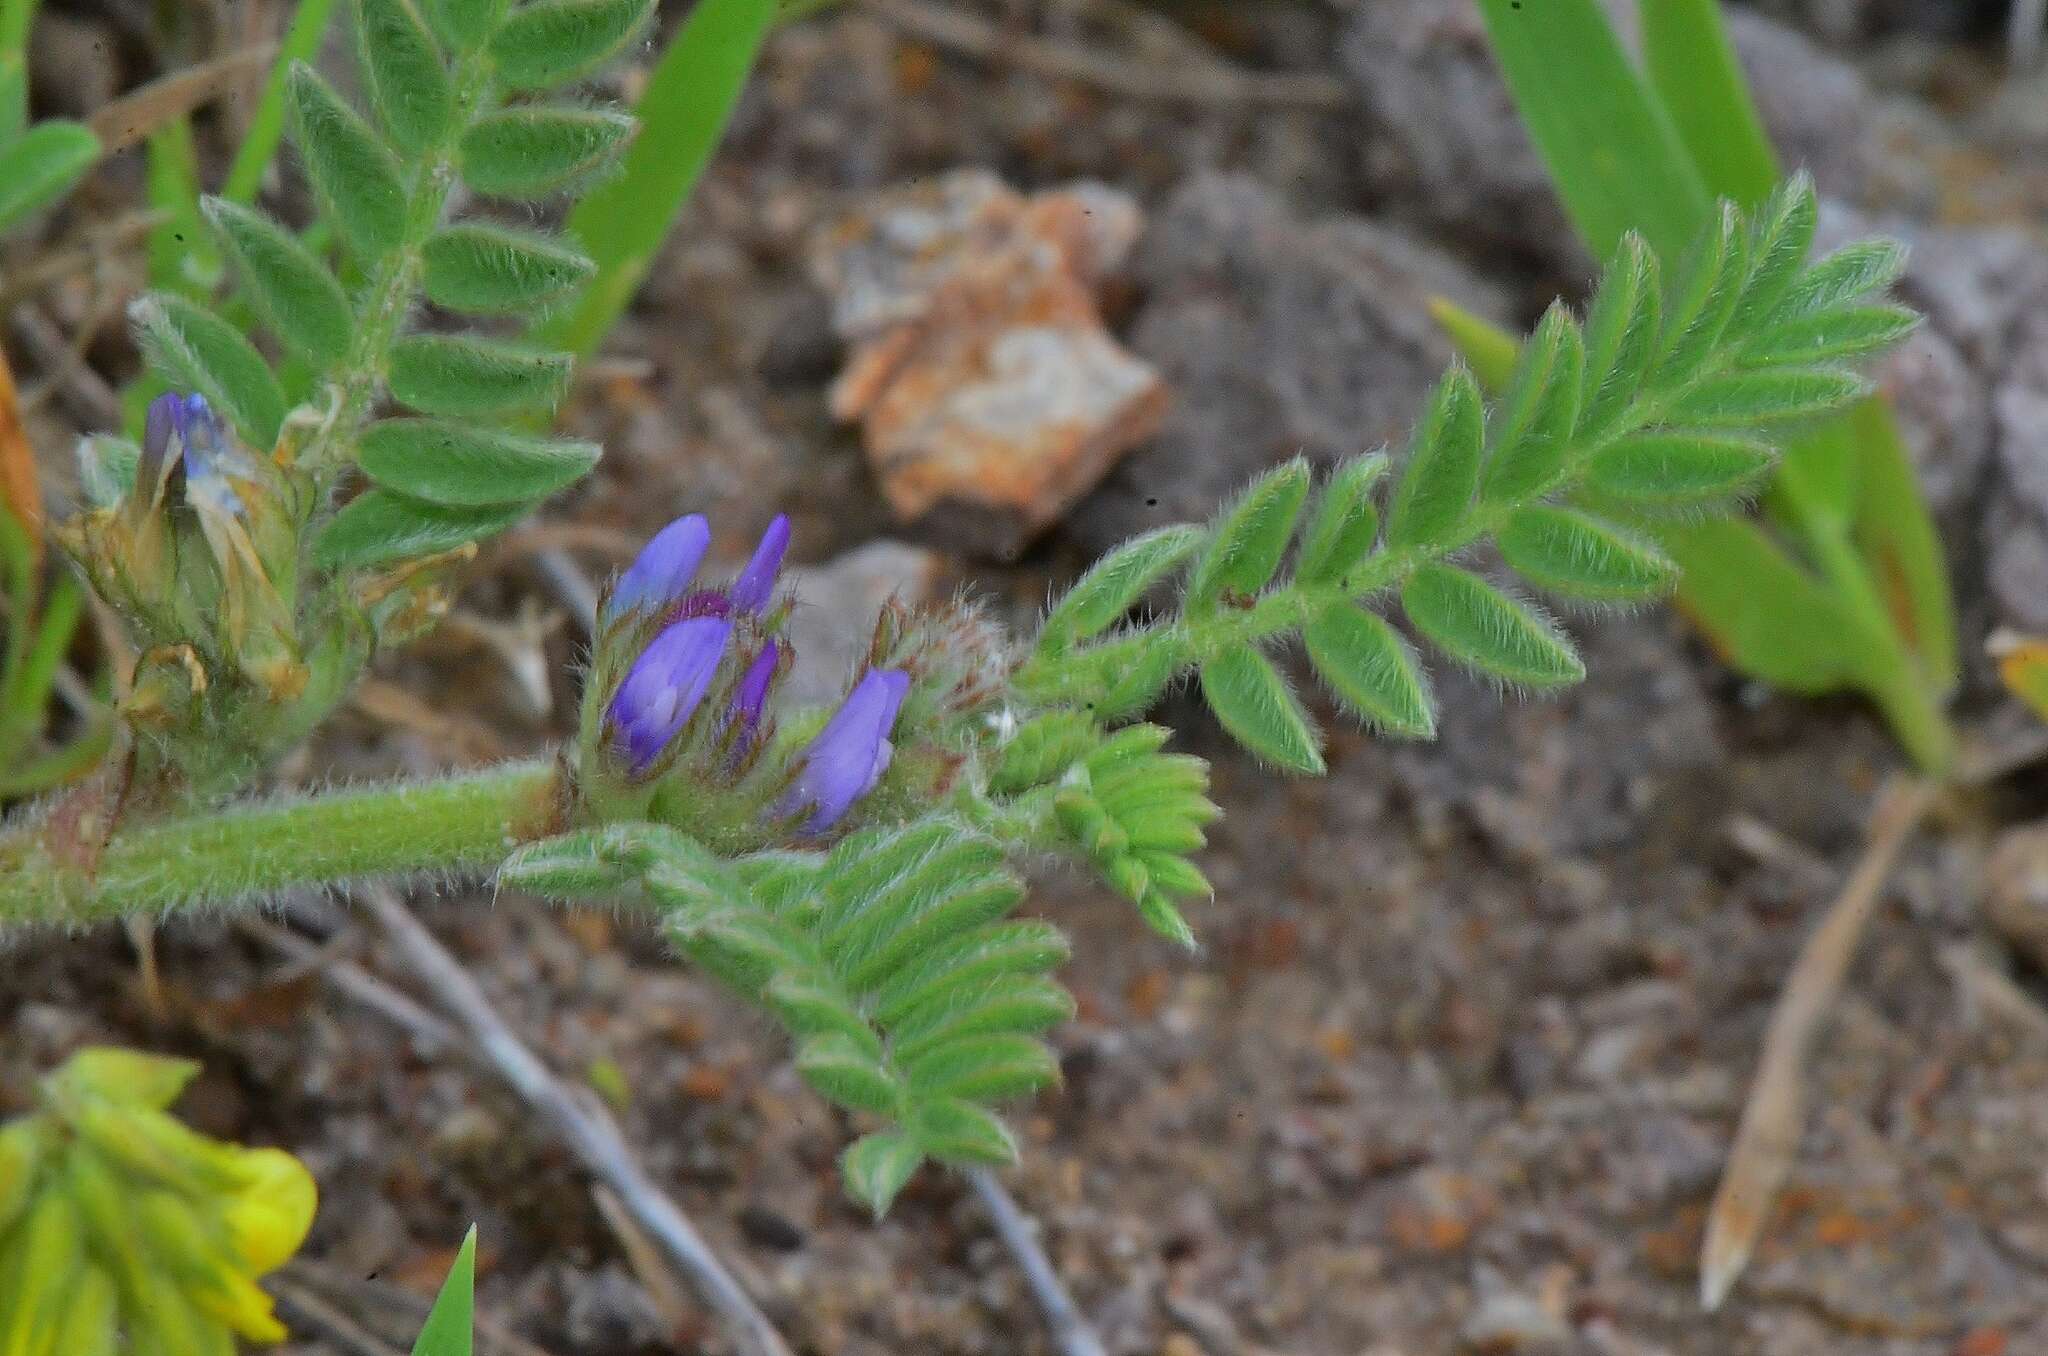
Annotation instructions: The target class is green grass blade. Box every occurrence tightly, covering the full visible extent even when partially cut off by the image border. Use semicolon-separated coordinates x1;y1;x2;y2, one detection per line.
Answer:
1470;0;1710;260
145;117;218;296
1639;0;1779;206
534;0;779;359
221;0;344;205
0;0;35;142
411;1226;477;1356
1844;397;1959;689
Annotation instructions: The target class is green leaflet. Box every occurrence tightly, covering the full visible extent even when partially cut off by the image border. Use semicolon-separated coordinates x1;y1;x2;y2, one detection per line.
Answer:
460;106;634;197
1400;564;1584;688
1301;604;1435;737
424;0;503;52
1294;453;1387;586
1497;506;1677;602
1579;235;1661;442
1483;302;1584;504
1184;458;1310;614
1199;645;1324;774
1036;525;1203;653
312;491;526;570
489;0;655;91
355;0;454;154
129;293;288;450
387;335;573;416
421;222;595;313
1667;368;1868;427
842;1133;921;1219
202;196;352;368
286;61;406;259
0;119;96;232
1585;431;1775;504
355;419;600;506
1385;367;1483;550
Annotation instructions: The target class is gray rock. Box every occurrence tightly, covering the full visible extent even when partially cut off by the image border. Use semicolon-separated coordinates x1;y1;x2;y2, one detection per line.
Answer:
1065;172;1511;554
781;541;946;709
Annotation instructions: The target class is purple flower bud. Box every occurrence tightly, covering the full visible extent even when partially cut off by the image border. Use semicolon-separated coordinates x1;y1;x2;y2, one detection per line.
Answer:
727;514;791;614
608;616;733;772
772;668;911;833
610;515;712;619
730;641;780;739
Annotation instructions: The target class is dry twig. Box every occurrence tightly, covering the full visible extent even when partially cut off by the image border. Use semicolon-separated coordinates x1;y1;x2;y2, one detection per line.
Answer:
857;0;1350;110
967;1169;1108;1356
87;43;279;155
357;884;796;1356
1699;776;1940;1310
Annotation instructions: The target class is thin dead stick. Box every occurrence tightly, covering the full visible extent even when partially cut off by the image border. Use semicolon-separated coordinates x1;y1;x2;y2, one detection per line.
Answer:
858;0;1350;111
282;1260;559;1356
357;885;796;1356
88;43;280;155
967;1169;1107;1356
1698;776;1940;1310
270;1278;410;1356
236;916;460;1057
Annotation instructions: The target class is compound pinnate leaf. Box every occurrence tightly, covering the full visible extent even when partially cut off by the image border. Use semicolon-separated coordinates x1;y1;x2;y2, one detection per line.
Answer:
0;121;98;232
1185;458;1310;613
201;196;352;368
313;489;525;570
1294;452;1387;586
460;105;634;197
356;418;599;506
421;222;594;313
1199;644;1324;774
286;61;406;260
387;336;573;416
1400;563;1584;688
489;0;655;91
1386;367;1483;550
1037;525;1203;653
130;293;287;450
1498;505;1677;601
356;0;454;154
1584;430;1774;503
1302;603;1436;737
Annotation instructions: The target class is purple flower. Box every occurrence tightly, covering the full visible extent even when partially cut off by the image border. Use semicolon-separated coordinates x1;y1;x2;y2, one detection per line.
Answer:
140;392;246;515
610;514;711;619
608;616;733;772
773;668;911;833
727;515;791;614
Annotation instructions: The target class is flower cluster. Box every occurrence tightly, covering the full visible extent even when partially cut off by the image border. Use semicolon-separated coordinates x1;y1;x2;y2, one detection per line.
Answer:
596;514;910;836
0;1048;317;1350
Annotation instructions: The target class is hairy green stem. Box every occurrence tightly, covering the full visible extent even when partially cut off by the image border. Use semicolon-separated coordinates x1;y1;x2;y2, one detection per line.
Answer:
0;760;562;926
